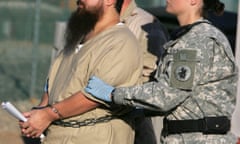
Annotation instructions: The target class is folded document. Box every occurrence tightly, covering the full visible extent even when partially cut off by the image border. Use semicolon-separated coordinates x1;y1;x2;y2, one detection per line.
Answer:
1;101;45;139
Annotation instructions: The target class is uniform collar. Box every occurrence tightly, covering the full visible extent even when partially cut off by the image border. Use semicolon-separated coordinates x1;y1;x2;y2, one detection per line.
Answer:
170;19;210;40
120;1;137;22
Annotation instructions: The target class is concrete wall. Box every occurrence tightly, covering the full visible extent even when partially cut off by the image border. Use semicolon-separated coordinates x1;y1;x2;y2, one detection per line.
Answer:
232;3;240;137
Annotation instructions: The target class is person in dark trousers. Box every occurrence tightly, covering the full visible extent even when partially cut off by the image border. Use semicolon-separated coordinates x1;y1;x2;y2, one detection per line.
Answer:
119;1;169;144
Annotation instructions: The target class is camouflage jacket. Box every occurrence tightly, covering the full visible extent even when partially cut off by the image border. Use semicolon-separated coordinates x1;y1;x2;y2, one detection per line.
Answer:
112;20;238;143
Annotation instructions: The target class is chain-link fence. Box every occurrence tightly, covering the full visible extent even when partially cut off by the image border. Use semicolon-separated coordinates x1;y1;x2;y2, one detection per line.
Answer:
0;1;72;143
0;1;71;102
0;0;237;102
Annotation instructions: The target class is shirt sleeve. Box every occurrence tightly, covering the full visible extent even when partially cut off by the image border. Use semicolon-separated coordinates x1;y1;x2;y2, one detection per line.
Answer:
83;28;143;107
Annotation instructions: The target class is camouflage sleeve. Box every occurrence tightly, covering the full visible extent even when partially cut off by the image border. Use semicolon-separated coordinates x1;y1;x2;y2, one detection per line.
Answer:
112;33;238;116
112;80;191;112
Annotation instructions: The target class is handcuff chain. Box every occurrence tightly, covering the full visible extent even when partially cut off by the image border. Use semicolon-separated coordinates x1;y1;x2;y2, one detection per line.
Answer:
52;115;114;128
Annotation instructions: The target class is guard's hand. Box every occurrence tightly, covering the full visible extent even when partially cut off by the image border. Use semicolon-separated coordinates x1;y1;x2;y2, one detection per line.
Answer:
85;76;114;102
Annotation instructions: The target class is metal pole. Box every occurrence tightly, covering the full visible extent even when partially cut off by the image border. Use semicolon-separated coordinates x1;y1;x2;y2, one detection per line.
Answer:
30;0;41;100
231;2;240;137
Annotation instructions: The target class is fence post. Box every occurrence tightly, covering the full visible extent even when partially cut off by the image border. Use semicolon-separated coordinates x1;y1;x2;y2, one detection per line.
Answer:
30;0;41;102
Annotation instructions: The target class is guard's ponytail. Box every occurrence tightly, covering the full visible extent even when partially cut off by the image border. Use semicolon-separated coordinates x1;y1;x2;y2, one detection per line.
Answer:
203;0;225;18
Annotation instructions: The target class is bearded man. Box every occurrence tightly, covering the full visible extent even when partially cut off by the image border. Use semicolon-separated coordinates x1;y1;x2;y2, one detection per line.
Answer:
19;0;143;144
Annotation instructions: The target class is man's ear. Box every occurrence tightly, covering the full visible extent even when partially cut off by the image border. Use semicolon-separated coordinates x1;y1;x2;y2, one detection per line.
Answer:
190;0;197;5
105;0;123;13
105;0;115;6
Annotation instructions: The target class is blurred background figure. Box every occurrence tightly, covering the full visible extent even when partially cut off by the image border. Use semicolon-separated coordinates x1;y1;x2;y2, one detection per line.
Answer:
119;0;169;144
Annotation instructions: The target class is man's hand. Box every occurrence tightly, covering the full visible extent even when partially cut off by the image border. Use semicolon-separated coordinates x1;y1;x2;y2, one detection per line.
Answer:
85;76;114;102
19;108;56;138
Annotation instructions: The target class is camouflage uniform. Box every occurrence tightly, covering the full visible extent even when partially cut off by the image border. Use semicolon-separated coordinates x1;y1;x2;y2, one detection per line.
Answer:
112;20;238;144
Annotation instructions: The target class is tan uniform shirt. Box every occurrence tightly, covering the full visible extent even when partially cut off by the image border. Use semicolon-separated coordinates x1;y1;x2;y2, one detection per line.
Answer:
43;24;143;144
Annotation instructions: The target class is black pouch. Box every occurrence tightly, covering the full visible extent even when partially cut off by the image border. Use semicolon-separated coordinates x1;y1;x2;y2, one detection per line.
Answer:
203;116;230;134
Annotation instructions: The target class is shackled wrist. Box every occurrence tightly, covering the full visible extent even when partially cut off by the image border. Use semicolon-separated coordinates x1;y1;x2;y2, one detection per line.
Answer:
48;105;63;120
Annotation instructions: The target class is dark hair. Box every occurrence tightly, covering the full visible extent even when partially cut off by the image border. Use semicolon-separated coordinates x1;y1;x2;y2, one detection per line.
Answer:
203;0;225;18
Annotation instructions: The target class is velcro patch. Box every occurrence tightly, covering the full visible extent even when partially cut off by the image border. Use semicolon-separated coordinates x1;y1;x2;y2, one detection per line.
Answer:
170;49;197;90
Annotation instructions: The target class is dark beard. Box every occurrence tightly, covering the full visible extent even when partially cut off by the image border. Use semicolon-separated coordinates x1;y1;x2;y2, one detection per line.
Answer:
64;7;101;53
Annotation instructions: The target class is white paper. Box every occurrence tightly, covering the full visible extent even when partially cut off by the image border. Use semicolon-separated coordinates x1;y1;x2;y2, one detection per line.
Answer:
2;101;27;122
1;101;45;139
